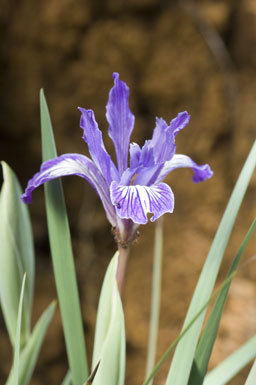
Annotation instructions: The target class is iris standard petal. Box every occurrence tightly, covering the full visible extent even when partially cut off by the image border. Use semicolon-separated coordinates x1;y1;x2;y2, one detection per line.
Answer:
110;181;174;224
140;140;155;167
151;112;190;163
79;107;119;185
168;111;190;136
155;154;213;184
129;143;141;169
129;141;155;177
151;117;175;163
106;72;135;175
21;154;116;226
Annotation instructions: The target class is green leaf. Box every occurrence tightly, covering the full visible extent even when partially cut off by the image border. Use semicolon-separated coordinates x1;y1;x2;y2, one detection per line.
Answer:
0;162;34;347
14;274;26;385
166;141;256;385
92;252;125;385
188;219;256;385
142;272;236;385
40;89;88;385
245;359;256;385
61;371;72;385
203;336;256;385
6;301;56;385
145;217;163;384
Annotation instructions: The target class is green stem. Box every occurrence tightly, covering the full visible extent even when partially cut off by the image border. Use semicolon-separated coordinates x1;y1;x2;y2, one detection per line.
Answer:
116;246;130;295
145;217;164;384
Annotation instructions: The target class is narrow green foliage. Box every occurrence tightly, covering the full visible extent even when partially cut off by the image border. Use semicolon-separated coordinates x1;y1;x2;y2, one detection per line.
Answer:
166;141;256;385
145;217;163;384
142;272;236;385
0;162;34;347
6;301;56;385
188;219;256;385
203;336;256;385
14;274;26;385
61;371;72;385
245;360;256;385
40;90;88;385
92;253;125;385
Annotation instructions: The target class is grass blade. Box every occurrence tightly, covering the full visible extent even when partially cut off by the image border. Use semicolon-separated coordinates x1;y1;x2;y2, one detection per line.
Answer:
92;253;126;385
166;141;256;385
145;217;163;384
13;274;26;385
188;219;256;384
203;336;256;385
245;359;256;385
142;272;236;385
40;90;88;385
0;163;34;347
61;371;72;385
6;301;56;385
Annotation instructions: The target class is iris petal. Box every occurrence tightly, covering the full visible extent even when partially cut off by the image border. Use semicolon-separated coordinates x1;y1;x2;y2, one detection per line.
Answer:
106;73;135;174
110;181;174;224
140;141;155;167
134;164;163;186
151;112;190;163
168;111;190;136
155;154;213;184
79;107;119;185
129;143;141;169
21;154;116;226
151;118;174;163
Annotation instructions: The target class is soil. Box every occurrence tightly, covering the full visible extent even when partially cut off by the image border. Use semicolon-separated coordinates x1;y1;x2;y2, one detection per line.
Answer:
0;1;255;384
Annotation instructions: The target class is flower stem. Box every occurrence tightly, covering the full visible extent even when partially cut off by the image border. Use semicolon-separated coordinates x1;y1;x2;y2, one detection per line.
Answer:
145;217;163;384
116;246;130;295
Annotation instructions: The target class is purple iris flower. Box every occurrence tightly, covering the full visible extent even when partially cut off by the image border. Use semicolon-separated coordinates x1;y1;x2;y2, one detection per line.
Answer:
21;73;213;246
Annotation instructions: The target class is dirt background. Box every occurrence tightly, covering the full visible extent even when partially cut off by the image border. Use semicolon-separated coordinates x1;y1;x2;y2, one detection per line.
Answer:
0;0;255;384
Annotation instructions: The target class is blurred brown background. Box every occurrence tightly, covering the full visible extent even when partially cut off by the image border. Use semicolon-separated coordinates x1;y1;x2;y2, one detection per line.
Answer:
0;0;255;384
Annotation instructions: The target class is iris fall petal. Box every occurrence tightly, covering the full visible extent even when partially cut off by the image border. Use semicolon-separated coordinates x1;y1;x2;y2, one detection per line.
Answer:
110;181;174;224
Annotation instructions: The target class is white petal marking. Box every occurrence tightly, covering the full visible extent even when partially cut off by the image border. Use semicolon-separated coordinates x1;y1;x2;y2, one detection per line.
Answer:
110;182;174;224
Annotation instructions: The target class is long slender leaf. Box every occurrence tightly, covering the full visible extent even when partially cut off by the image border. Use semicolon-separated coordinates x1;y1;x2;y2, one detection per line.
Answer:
145;217;163;384
142;271;236;385
92;253;118;367
40;89;88;385
245;360;256;385
6;301;56;385
14;274;26;385
61;371;72;385
188;219;256;384
0;163;34;347
203;336;256;385
166;141;256;385
92;253;125;385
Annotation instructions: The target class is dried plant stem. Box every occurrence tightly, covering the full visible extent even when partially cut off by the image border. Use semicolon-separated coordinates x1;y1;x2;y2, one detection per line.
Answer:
116;246;130;295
